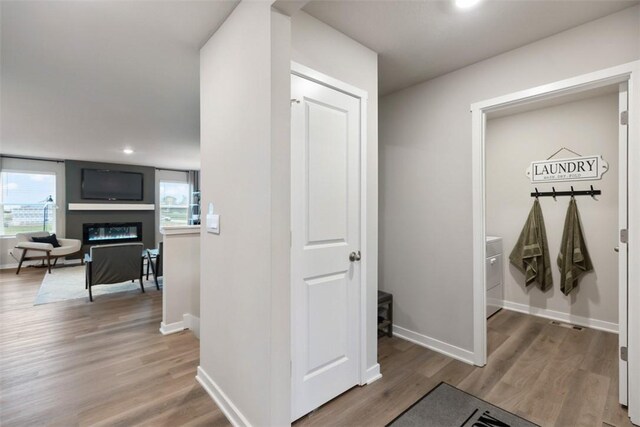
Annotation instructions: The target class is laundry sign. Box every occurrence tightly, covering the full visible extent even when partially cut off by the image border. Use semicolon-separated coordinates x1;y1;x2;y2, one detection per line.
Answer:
526;155;608;183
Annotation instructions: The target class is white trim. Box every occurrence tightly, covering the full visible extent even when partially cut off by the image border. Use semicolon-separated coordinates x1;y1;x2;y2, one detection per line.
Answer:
161;225;201;235
359;83;369;387
196;366;252;427
364;364;382;385
290;62;371;389
618;81;629;406
183;313;200;339
393;325;475;365
627;62;640;424
0;262;19;270
471;62;635;113
159;314;200;337
1;257;83;270
500;301;618;334
471;101;487;367
68;203;155;211
291;62;368;101
159;320;185;335
471;60;640;424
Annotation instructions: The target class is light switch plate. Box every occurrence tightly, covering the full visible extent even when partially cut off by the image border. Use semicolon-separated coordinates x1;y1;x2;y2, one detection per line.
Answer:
206;213;220;235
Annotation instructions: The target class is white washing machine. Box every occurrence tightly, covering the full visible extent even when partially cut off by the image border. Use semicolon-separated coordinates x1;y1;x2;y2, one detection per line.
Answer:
486;236;504;318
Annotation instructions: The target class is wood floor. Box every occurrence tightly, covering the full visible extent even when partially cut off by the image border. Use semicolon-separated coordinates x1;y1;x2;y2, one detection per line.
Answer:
296;311;633;427
1;266;633;426
0;266;228;426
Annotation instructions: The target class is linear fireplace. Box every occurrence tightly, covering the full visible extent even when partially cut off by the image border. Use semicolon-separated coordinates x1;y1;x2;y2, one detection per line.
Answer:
82;222;143;245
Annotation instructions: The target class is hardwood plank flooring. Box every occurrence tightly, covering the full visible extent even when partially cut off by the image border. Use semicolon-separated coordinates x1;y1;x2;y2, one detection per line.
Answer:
296;312;634;427
1;267;633;426
0;267;228;427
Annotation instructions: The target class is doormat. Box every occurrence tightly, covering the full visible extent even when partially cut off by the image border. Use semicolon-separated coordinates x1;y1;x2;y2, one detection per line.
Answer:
387;382;538;427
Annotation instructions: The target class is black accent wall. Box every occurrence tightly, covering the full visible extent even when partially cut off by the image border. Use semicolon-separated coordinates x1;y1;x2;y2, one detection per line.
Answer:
65;160;156;258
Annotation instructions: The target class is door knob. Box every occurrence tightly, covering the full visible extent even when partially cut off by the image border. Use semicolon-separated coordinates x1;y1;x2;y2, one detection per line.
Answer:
349;251;361;262
614;247;619;253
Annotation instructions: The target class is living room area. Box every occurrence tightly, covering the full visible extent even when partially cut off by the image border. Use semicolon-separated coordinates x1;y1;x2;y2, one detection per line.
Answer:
1;155;201;303
0;156;211;424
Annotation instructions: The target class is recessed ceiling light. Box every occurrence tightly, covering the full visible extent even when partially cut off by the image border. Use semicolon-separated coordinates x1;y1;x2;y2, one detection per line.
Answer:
455;0;481;9
123;148;134;155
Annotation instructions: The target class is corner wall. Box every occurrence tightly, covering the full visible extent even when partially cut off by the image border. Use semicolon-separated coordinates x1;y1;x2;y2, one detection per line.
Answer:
291;11;380;376
198;2;290;426
379;6;640;354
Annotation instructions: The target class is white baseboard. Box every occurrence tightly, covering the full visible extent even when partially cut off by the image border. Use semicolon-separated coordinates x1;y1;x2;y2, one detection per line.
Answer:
159;320;185;335
1;258;83;270
160;314;200;337
392;325;475;365
501;300;618;334
196;366;252;427
0;262;19;270
184;313;200;339
364;363;382;385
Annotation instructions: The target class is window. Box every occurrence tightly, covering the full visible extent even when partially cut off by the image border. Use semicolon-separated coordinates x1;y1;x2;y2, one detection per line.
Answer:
1;171;57;237
159;181;190;228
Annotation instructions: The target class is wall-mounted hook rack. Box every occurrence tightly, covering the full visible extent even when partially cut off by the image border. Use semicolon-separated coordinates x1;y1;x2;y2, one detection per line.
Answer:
530;186;601;198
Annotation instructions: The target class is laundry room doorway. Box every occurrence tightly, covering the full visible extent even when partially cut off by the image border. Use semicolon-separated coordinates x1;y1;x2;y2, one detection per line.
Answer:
471;61;640;424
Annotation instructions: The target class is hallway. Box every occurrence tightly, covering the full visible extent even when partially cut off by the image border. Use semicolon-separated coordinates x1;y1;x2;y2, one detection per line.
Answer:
0;267;631;426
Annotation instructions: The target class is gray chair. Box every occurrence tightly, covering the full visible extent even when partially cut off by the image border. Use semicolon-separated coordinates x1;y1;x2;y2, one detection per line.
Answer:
146;241;162;290
84;243;145;302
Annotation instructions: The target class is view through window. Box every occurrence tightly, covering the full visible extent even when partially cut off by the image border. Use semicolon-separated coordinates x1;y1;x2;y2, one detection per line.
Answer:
159;181;190;228
1;171;57;237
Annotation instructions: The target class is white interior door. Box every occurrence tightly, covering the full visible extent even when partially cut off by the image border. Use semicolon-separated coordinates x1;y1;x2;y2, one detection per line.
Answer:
619;82;629;406
290;73;362;421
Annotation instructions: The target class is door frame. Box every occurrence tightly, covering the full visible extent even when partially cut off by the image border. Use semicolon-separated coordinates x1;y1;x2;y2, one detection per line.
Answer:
470;61;640;423
290;62;370;387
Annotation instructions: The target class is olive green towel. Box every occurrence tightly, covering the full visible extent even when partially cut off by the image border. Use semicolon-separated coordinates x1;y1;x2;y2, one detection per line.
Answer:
509;199;553;291
558;197;593;295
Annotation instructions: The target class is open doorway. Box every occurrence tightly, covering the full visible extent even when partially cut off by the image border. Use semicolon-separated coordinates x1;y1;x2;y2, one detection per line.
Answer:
485;82;625;414
471;61;640;424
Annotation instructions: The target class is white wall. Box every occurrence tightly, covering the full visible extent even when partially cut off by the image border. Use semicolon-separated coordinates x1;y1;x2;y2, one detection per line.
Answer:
486;93;619;327
160;227;201;336
0;157;66;268
198;2;290;426
379;6;639;353
291;11;379;375
269;8;292;422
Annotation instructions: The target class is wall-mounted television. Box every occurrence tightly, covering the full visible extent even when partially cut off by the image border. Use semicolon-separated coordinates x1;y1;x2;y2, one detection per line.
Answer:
81;169;144;201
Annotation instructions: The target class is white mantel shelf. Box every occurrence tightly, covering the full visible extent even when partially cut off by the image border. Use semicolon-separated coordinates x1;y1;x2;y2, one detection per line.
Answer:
161;225;201;236
68;203;155;211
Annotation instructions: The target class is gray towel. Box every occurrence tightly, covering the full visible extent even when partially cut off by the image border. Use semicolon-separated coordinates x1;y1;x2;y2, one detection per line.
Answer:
509;199;553;291
558;197;593;295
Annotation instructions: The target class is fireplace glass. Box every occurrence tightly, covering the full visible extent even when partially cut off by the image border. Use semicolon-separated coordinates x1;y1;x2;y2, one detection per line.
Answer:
82;222;143;245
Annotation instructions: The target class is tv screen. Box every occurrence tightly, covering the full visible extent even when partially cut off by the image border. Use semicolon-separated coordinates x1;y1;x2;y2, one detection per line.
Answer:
81;169;144;201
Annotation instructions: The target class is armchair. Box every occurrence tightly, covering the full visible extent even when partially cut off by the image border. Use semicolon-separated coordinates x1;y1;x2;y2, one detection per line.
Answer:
11;232;82;274
85;243;145;302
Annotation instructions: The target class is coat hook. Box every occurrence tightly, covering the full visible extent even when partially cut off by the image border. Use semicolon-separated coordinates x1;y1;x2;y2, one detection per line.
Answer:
552;187;557;201
534;187;539;199
571;186;575;197
590;185;596;199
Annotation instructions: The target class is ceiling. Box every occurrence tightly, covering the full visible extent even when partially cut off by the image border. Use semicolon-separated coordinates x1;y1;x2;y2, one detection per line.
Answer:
303;0;639;95
1;0;238;170
1;1;637;170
